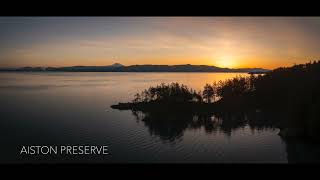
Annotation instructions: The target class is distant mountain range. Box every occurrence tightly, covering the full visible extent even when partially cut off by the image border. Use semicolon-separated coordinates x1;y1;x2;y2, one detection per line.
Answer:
0;63;270;73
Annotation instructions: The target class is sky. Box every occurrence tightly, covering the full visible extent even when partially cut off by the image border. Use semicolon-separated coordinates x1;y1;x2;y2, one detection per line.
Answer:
1;17;320;69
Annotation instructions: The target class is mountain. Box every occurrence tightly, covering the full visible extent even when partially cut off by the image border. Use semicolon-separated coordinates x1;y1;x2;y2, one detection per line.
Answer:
111;63;124;67
0;64;270;73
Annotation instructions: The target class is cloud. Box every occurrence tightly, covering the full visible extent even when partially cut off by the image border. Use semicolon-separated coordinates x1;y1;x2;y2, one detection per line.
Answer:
2;17;320;68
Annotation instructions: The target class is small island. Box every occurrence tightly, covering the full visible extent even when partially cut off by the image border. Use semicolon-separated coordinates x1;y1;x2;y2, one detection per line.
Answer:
112;61;320;141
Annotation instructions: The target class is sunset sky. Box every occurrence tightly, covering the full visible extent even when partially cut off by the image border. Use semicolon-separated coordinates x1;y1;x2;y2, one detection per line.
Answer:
1;17;320;69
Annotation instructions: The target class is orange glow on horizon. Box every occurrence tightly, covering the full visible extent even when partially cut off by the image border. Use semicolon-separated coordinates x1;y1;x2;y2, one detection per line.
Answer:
2;17;320;69
3;56;314;70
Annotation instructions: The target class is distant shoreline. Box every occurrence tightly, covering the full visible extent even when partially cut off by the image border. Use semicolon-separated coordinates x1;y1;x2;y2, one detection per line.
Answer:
0;70;253;72
0;70;258;75
0;64;270;73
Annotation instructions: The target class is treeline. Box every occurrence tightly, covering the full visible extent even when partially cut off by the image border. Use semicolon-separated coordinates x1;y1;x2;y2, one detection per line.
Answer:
251;60;320;139
131;60;320;139
132;76;255;104
132;83;200;103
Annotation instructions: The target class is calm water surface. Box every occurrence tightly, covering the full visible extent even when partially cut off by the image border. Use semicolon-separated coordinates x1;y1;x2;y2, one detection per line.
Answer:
0;72;317;163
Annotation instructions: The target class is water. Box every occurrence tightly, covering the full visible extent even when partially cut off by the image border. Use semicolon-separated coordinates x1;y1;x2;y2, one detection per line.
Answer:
0;72;317;163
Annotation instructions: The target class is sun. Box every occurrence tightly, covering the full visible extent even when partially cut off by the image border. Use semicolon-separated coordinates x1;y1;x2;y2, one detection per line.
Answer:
215;55;238;68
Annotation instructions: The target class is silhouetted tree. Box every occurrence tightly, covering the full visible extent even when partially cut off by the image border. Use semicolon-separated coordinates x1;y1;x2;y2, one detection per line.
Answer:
203;83;214;103
133;93;141;103
216;76;250;101
211;82;218;102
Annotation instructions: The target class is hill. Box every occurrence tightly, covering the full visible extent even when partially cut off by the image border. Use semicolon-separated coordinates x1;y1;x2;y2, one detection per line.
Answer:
0;64;269;73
